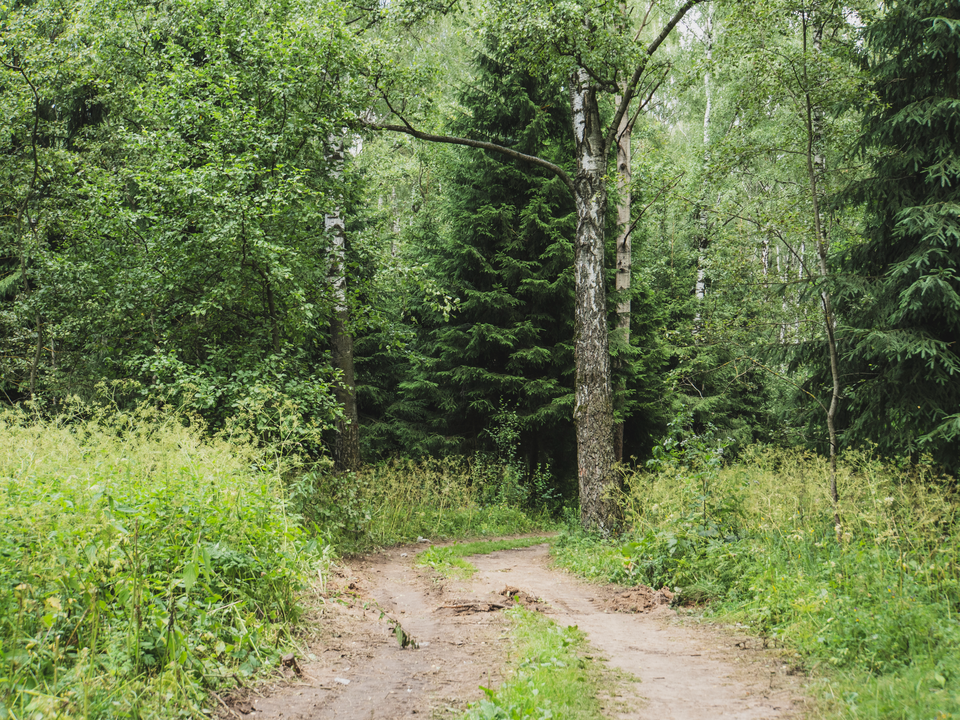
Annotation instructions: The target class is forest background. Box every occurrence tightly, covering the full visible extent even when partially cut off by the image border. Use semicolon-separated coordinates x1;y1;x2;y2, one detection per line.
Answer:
1;0;960;718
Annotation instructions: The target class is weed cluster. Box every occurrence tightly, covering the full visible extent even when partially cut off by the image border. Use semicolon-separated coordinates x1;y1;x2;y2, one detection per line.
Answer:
415;537;553;579
554;425;960;718
0;405;326;719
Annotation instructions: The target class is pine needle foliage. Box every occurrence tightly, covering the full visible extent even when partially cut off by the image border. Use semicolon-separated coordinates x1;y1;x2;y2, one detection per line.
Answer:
834;0;960;470
421;37;577;464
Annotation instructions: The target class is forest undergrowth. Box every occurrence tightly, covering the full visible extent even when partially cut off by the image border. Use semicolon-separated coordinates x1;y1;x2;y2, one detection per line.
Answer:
553;428;960;720
0;406;549;719
8;403;959;720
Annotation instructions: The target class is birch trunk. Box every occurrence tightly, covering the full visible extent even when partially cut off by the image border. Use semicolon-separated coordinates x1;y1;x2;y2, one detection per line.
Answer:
803;13;841;531
326;138;361;472
571;68;618;531
613;89;632;462
693;6;713;335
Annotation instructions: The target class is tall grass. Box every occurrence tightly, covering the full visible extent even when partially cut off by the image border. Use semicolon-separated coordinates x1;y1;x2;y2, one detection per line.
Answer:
0;404;327;719
554;439;960;719
288;456;549;552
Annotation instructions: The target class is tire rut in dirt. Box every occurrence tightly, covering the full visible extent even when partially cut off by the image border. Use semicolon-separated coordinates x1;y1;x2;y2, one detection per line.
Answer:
229;542;807;720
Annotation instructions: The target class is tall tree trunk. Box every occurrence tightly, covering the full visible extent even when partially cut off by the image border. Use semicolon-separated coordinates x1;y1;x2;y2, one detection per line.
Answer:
803;11;841;533
613;88;632;463
326;138;361;472
571;68;618;531
693;6;714;336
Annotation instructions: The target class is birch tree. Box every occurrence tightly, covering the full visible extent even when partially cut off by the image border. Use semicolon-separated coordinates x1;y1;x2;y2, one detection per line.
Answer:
368;0;706;529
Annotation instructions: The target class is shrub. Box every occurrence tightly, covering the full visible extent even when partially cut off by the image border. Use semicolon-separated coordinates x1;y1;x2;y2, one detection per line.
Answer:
0;403;327;719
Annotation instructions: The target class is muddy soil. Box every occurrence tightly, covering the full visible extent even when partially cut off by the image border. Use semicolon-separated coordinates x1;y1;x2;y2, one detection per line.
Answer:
225;541;808;720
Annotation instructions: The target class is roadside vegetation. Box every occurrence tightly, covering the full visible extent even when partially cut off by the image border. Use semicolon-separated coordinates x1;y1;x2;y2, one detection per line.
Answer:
0;405;550;719
288;457;551;554
553;423;960;720
0;404;326;719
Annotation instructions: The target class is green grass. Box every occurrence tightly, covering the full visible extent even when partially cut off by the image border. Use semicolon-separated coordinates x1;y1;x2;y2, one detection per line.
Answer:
416;536;554;578
416;546;477;578
552;441;960;720
0;404;327;719
288;458;554;553
464;607;609;720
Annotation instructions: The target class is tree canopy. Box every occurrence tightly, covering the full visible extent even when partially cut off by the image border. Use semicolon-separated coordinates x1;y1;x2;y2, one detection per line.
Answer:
3;0;959;522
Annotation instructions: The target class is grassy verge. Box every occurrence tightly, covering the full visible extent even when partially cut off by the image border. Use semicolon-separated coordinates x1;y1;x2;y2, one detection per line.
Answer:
0;405;326;720
553;438;960;719
464;607;609;720
416;536;554;578
288;458;554;553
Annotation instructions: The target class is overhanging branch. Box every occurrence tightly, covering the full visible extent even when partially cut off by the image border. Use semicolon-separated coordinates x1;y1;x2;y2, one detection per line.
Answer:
367;121;576;195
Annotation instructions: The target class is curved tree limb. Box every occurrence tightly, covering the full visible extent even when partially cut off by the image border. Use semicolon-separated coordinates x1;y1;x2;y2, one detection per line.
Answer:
364;120;575;195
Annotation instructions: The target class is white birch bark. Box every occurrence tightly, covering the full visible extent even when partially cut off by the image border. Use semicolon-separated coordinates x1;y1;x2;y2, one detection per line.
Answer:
693;6;714;335
571;67;618;531
326;137;360;471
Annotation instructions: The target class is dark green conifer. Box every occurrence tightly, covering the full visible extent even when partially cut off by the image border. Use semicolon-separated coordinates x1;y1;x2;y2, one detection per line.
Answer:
422;39;578;469
836;0;960;468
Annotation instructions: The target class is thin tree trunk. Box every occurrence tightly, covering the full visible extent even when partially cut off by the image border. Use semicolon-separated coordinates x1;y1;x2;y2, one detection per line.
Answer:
30;315;42;402
693;7;713;336
803;12;841;533
264;277;281;354
326;138;361;472
7;59;43;403
571;67;618;531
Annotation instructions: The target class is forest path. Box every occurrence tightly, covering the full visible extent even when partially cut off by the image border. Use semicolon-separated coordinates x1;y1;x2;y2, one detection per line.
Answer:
227;541;807;720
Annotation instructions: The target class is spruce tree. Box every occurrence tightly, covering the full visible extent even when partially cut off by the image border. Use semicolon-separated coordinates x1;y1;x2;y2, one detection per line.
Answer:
422;40;578;471
836;0;960;468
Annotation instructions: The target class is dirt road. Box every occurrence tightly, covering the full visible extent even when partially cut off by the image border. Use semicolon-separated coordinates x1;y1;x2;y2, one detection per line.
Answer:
229;541;806;719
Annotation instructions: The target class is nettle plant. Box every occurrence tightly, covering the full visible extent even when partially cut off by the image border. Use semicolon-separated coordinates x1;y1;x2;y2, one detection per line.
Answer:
618;414;744;589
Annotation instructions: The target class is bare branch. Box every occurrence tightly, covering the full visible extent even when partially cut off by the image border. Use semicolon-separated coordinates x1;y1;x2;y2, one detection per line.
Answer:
365;121;576;195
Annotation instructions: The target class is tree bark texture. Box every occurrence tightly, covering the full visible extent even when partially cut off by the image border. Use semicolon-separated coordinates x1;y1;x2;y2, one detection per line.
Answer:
613;90;632;463
571;69;618;531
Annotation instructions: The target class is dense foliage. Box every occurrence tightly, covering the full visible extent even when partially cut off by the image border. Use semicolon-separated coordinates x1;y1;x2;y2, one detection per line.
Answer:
5;0;958;481
0;406;327;718
1;0;368;450
832;0;960;469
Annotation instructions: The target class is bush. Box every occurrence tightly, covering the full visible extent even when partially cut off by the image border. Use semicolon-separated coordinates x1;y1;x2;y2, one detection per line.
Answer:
0;403;327;719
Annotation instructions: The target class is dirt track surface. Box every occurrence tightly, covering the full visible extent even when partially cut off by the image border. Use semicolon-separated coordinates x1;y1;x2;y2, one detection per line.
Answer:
228;541;807;720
